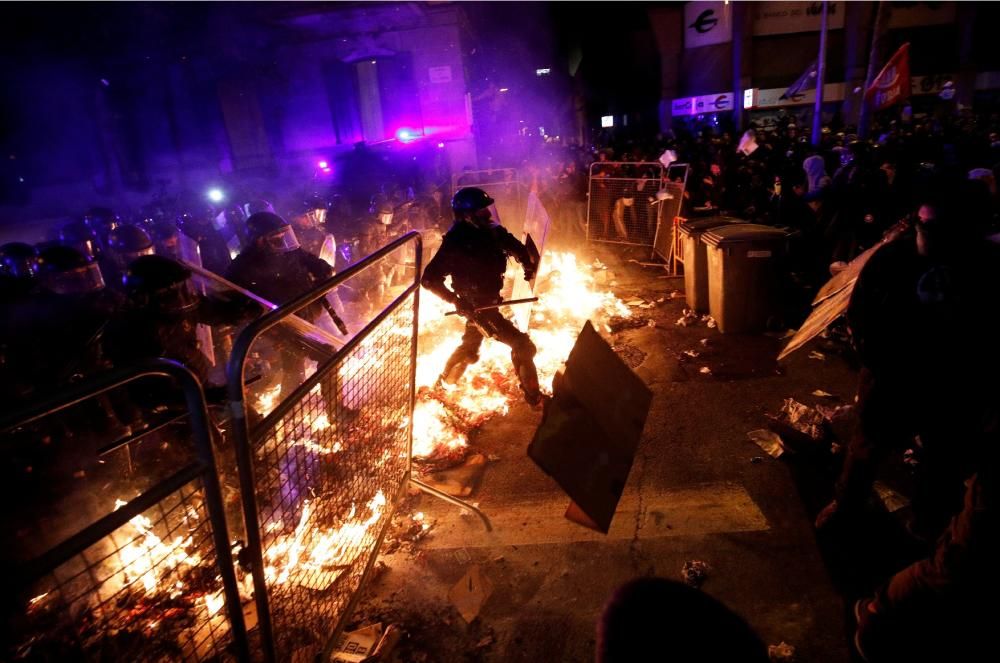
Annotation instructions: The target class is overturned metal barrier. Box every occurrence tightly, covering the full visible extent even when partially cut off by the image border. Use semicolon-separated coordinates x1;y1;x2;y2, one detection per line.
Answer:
1;359;249;663
228;232;472;662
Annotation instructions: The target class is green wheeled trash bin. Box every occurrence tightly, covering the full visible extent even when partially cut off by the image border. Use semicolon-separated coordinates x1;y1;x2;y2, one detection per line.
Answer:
703;224;789;333
679;216;742;313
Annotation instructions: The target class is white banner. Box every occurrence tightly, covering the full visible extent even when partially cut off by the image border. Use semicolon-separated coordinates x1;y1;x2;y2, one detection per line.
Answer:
752;1;845;36
752;83;847;108
888;1;956;28
684;1;732;48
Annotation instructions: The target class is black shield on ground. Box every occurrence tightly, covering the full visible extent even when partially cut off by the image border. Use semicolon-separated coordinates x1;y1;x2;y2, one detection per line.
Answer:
528;321;653;533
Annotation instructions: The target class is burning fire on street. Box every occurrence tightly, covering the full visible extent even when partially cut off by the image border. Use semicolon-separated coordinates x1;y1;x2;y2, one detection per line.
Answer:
412;251;631;460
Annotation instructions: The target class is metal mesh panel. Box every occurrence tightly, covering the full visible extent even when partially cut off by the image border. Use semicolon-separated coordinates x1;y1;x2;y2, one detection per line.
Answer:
10;480;238;662
586;162;665;246
247;288;415;661
3;362;249;663
652;180;688;263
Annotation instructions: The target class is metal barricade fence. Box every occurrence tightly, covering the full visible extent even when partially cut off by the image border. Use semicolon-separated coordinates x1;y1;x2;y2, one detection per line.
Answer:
586;162;666;247
226;232;488;662
452;168;525;237
1;359;249;663
651;163;691;268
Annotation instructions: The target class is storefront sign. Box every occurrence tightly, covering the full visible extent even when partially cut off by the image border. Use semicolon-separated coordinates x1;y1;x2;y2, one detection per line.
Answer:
684;1;733;48
751;83;847;108
428;66;452;84
671;92;734;116
888;1;956;29
752;1;845;36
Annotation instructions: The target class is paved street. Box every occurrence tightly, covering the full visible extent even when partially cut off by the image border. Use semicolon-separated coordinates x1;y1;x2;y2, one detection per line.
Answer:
353;243;866;662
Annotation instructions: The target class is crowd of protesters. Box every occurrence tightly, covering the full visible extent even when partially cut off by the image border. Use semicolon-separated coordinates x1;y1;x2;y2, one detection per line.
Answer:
517;111;999;661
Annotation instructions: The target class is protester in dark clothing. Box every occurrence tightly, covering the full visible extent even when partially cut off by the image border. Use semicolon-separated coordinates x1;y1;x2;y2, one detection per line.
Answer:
421;187;542;405
853;457;998;663
597;578;770;663
818;184;1000;540
825;141;891;263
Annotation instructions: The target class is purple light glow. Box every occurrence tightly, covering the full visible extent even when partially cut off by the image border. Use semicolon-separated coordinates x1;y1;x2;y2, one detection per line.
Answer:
318;160;328;169
395;128;418;143
437;142;445;148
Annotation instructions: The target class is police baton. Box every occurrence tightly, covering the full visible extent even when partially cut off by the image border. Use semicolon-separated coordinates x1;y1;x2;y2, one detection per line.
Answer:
445;297;538;316
180;261;344;350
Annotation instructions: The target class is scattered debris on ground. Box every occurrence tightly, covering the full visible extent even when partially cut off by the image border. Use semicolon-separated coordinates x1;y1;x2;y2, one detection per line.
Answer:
612;343;648;369
747;429;787;458
681;559;711;588
703;315;717;329
419;454;488;497
808;351;826;361
675;309;700;327
768;399;829;449
768;641;797;662
607;314;651;333
449;566;494;623
873;481;910;513
332;622;400;663
699;366;712;375
811;390;835;398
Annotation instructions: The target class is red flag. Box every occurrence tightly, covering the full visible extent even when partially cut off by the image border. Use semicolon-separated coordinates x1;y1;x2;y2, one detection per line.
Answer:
866;43;911;111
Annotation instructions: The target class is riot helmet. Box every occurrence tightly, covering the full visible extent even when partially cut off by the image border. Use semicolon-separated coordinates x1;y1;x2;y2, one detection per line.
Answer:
247;212;300;253
107;225;155;266
0;242;39;281
451;187;495;228
58;220;101;259
376;200;394;226
293;197;327;231
37;245;105;294
150;221;182;258
124;254;198;315
246;199;275;216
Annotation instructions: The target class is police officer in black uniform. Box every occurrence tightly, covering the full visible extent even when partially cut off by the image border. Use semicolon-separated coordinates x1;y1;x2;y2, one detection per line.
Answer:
102;224;155;291
421;187;542;405
0;242;39;303
226;212;347;405
103;255;260;401
1;246;118;403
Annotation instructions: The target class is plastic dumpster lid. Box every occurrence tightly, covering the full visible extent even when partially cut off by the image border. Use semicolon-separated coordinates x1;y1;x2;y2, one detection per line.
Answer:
702;223;788;248
679;216;744;235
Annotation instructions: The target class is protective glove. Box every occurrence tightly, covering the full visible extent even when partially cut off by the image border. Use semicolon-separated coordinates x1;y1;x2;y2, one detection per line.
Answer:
453;297;477;317
523;266;536;282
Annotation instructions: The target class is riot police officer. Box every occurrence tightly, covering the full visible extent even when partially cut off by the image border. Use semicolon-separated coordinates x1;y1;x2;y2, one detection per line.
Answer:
421;187;542;405
292;197;337;264
0;242;39;302
102;224;155;290
226;212;347;406
103;255;260;400
1;246;117;402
